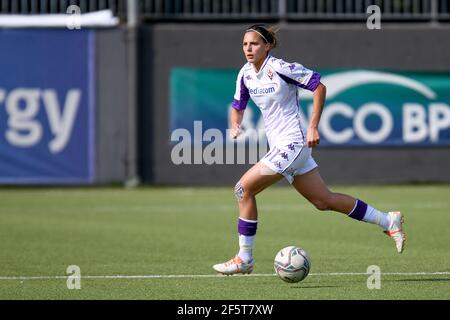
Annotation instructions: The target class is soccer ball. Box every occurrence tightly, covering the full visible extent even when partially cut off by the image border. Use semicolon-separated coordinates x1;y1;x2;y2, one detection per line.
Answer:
274;246;311;283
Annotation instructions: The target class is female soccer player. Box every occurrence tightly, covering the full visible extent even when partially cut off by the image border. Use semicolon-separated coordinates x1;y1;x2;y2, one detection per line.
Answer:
213;25;405;275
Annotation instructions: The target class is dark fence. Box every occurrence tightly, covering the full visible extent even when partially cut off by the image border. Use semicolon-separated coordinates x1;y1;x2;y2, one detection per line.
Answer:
0;0;125;15
138;0;450;21
0;0;449;21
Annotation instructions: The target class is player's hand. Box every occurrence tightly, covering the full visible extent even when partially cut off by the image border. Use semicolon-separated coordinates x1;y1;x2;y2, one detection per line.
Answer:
307;127;320;148
230;124;241;139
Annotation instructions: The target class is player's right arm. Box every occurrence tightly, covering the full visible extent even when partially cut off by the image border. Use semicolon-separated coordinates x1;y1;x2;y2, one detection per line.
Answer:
230;67;250;139
229;108;244;139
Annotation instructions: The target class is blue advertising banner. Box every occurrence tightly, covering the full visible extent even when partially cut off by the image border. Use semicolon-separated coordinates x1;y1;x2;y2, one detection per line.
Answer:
170;68;450;147
0;29;95;183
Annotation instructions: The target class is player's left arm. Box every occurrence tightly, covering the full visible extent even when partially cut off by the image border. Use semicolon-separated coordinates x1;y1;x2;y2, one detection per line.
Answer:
272;58;325;148
307;83;326;148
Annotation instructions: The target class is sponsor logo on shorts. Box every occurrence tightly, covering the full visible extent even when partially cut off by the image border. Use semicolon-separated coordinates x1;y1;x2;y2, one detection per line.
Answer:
273;161;282;169
285;167;296;176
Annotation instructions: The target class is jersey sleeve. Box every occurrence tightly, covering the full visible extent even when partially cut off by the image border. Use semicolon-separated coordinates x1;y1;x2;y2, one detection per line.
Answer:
232;67;250;111
273;58;321;92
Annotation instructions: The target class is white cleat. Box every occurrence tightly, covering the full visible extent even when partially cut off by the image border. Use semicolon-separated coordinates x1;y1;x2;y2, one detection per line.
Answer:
384;211;406;253
213;255;254;275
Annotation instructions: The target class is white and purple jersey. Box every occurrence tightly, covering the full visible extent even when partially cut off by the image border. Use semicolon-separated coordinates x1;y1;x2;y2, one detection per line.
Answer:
232;55;321;147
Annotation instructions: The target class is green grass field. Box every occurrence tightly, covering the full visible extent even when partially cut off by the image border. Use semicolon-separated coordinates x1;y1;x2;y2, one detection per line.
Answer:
0;185;449;300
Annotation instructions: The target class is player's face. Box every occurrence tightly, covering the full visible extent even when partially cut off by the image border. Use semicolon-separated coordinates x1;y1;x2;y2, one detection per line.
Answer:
243;32;270;69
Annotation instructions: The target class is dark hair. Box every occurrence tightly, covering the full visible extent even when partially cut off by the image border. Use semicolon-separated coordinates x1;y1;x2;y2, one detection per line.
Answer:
245;24;278;49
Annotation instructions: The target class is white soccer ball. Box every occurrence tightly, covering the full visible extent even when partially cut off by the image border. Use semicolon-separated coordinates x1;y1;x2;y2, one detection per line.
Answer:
274;246;311;283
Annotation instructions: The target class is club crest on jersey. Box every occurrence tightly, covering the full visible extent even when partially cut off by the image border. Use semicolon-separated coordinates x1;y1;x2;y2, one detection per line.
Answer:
289;64;296;72
267;68;274;80
246;75;252;80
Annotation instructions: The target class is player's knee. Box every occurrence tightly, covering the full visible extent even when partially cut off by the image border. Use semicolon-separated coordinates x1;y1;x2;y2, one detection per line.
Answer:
234;181;255;201
234;181;245;202
310;192;336;211
311;199;330;211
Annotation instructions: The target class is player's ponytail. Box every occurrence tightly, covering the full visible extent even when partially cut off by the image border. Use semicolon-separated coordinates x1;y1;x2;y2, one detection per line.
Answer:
246;24;278;49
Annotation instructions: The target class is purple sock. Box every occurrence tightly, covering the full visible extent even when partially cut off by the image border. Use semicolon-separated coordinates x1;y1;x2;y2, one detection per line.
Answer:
238;218;257;236
237;218;257;263
348;199;368;221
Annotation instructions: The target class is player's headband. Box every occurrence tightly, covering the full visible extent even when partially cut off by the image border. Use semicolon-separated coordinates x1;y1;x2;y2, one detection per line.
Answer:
246;28;270;44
